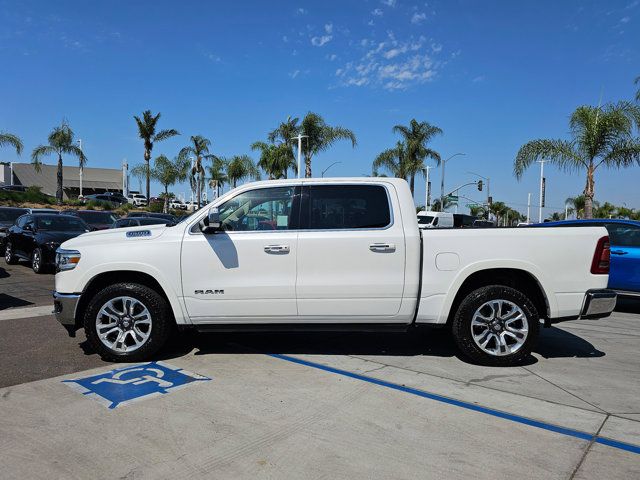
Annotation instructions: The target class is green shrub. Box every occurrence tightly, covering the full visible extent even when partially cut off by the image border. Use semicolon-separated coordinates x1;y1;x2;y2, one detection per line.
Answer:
0;186;55;205
147;202;164;213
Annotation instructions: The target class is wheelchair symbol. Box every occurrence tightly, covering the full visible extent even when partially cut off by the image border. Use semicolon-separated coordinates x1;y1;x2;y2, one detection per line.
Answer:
92;367;173;389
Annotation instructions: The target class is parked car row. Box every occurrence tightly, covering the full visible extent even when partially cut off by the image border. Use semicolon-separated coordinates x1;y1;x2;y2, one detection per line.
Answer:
417;211;496;229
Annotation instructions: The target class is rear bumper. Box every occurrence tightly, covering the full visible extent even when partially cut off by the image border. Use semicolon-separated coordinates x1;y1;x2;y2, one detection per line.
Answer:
53;291;82;336
580;289;617;319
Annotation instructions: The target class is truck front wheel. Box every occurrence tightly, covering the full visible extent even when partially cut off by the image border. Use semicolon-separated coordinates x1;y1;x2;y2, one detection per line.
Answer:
452;285;539;366
83;283;173;362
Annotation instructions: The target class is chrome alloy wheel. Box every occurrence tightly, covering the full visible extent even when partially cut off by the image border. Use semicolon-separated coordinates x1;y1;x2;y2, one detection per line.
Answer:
32;250;41;272
5;243;12;262
471;299;529;356
96;296;152;353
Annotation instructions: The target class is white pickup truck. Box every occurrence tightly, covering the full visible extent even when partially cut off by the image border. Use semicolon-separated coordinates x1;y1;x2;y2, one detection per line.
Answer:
53;178;616;366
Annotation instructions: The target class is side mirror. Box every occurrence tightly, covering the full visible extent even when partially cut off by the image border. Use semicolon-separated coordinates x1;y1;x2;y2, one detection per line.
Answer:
24;224;33;232
199;208;223;234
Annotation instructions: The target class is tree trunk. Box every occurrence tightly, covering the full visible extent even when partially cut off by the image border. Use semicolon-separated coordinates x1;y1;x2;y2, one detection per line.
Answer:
56;153;63;205
583;163;595;219
144;149;151;207
305;154;312;178
164;186;169;214
196;157;201;209
409;174;415;198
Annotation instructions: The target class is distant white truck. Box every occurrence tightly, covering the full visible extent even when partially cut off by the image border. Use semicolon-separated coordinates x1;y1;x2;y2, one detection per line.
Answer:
53;178;615;366
417;211;454;228
127;193;148;207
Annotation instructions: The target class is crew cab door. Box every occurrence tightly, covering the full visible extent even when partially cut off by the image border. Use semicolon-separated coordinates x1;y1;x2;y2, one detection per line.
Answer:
606;223;640;292
296;183;406;319
181;185;300;321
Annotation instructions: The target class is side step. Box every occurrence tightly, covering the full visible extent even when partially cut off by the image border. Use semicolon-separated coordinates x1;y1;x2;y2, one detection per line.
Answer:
195;323;413;334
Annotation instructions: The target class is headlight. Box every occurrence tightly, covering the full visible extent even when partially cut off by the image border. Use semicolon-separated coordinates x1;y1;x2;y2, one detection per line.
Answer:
55;248;81;272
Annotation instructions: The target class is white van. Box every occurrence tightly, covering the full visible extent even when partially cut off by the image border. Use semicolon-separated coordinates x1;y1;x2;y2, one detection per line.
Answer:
417;211;454;229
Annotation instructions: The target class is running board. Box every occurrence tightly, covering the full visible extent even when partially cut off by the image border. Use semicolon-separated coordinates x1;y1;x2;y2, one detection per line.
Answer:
194;323;413;334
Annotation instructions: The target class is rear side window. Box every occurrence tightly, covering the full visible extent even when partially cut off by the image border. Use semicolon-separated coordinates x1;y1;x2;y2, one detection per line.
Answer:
605;224;640;247
307;185;391;230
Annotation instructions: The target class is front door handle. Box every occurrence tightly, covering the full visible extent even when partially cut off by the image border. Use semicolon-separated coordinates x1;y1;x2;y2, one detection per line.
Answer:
610;250;628;255
369;243;396;253
264;244;290;254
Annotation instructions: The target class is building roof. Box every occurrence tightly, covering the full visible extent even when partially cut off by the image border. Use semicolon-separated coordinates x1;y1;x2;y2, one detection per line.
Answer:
12;163;123;196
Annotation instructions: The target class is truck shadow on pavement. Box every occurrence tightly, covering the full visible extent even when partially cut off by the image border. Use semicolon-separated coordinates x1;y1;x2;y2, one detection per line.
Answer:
132;325;605;367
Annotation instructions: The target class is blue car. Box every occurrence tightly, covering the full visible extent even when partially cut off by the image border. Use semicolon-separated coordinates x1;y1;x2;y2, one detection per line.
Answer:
534;219;640;297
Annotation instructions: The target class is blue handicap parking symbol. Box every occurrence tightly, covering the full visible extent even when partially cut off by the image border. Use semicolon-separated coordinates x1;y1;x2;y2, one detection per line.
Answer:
63;361;210;409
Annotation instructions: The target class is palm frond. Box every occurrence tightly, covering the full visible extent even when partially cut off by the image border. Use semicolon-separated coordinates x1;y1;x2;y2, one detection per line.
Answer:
513;139;582;178
154;129;180;142
0;132;23;155
30;145;56;173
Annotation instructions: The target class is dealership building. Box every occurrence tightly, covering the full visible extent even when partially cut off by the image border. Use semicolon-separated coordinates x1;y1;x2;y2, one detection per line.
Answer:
1;162;127;200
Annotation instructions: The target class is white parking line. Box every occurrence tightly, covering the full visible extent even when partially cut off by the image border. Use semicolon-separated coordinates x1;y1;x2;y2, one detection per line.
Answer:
0;305;53;321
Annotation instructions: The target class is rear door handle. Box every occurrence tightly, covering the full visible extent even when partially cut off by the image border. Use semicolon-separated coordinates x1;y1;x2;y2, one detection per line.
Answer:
369;243;396;253
610;250;628;255
264;244;290;254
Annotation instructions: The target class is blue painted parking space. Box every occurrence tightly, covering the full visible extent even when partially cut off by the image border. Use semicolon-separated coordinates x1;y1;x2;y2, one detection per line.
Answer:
63;361;210;409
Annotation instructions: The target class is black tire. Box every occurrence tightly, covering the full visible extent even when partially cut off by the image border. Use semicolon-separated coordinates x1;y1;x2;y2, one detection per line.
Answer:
84;283;173;362
451;285;540;367
31;248;44;274
4;240;17;265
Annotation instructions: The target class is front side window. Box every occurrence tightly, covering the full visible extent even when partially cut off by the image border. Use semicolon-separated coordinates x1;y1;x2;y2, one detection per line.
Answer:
418;215;434;225
217;187;295;232
308;185;391;230
36;216;88;232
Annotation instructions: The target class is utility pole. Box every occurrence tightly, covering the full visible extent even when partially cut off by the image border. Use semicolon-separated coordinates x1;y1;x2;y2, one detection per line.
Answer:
122;159;128;197
424;166;431;210
537;160;546;223
77;139;83;198
290;134;308;178
441;153;465;211
526;192;531;223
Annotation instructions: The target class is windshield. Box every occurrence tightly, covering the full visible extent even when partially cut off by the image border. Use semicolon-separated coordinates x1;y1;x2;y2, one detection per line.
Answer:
418;215;435;225
78;212;118;224
35;216;88;232
0;209;28;222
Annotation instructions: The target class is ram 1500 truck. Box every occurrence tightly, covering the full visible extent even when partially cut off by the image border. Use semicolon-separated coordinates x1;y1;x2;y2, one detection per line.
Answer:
53;178;616;366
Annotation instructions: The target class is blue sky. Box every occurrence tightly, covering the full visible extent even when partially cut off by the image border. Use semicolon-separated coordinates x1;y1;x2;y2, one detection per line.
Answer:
1;0;639;216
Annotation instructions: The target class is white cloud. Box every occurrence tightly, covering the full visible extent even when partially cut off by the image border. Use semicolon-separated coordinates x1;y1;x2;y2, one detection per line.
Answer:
620;15;631;23
367;19;375;26
311;23;333;46
296;8;307;15
411;12;427;24
472;75;485;83
381;0;396;6
327;53;337;61
335;33;441;90
204;52;220;62
289;70;300;79
282;35;289;43
372;8;383;16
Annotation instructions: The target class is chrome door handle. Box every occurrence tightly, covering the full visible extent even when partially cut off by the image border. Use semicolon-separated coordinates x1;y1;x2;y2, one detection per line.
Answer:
369;243;396;252
264;244;290;254
610;250;628;255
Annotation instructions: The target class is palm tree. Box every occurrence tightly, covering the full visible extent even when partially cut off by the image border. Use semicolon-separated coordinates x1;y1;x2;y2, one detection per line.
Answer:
134;110;180;203
392;119;442;197
226;155;260;188
268;116;299;177
0;132;23;156
31;122;86;204
469;205;486;219
178;135;218;208
489;201;507;225
565;195;591;219
431;197;454;212
252;141;297;179
372;142;409;180
594;202;617;219
207;156;228;198
149;154;189;213
635;75;640;102
300;112;356;178
514;102;640;219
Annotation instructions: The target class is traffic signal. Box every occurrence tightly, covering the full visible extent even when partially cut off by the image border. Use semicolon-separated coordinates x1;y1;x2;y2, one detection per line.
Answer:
477;180;483;191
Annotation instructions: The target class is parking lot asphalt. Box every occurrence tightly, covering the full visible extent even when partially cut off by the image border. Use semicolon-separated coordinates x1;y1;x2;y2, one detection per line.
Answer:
1;261;639;479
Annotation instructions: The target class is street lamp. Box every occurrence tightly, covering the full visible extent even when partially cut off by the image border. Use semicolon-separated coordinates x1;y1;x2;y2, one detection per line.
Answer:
289;134;308;178
440;153;465;211
321;161;342;178
77;139;83;198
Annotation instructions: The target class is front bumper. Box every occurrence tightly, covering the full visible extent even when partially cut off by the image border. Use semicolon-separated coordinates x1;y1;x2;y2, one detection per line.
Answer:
580;289;617;319
53;291;82;337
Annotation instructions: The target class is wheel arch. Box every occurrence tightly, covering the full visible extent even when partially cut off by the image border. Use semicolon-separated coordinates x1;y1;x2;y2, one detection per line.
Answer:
75;270;184;329
444;267;551;326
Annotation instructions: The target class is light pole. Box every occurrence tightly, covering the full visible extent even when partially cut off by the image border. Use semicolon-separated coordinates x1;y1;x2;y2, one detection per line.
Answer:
537;159;546;223
424;166;431;210
440;153;465;211
321;161;341;178
527;193;531;223
77;139;83;198
290;134;308;178
467;171;489;215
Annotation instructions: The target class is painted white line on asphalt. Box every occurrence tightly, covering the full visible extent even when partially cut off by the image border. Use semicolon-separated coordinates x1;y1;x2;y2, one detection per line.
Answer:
0;305;53;321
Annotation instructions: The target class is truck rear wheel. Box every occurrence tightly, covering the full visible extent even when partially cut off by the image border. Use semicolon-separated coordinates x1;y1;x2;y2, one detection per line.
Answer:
452;285;539;366
83;283;173;362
